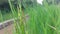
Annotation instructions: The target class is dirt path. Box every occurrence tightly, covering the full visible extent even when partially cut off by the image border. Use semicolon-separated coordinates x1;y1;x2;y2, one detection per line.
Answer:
0;24;13;34
0;19;14;34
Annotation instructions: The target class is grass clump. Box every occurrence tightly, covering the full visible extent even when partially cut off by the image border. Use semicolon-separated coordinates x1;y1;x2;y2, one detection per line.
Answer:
8;0;60;34
0;0;60;34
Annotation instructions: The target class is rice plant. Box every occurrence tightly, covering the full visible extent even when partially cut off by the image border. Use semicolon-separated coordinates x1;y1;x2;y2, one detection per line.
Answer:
0;0;60;34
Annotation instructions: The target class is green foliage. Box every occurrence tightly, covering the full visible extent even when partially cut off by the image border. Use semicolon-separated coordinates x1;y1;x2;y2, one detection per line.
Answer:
0;0;60;34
